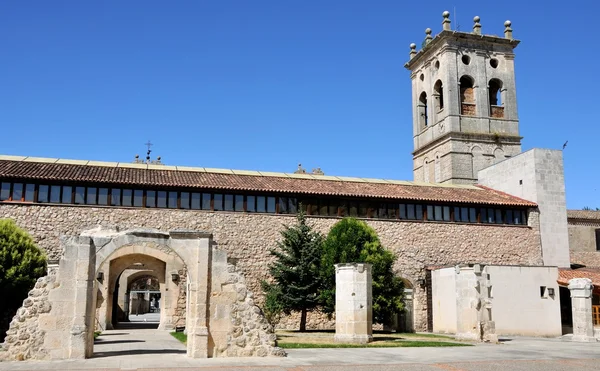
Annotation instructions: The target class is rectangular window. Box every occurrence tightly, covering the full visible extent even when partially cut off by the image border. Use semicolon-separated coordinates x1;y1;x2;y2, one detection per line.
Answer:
98;188;109;205
358;202;368;218
427;205;434;221
38;185;49;203
157;191;167;208
506;210;514;224
192;193;202;209
480;208;487;223
12;183;23;201
399;204;407;219
201;193;211;210
289;198;298;214
388;204;398;219
61;186;72;203
595;229;600;251
279;197;289;214
122;189;133;207
443;206;451;221
133;190;143;207
235;195;244;211
0;182;10;201
111;189;121;206
415;205;423;220
75;186;85;204
24;184;35;202
247;195;256;212
469;208;477;223
213;194;223;211
267;197;276;213
168;191;178;209
224;194;234;211
180;192;190;209
433;205;442;221
486;208;495;223
348;202;358;217
320;201;328;216
329;201;340;217
257;196;266;213
146;190;156;208
338;201;347;217
495;209;503;224
367;205;378;218
379;204;388;219
406;204;415;220
86;187;97;205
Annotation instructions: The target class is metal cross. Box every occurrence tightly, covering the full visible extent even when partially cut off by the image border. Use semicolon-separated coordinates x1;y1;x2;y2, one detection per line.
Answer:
145;141;153;153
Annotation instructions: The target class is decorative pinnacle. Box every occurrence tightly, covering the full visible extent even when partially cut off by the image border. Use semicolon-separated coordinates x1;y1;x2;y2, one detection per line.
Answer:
473;16;482;35
442;11;451;30
425;28;433;44
409;43;417;59
504;20;513;39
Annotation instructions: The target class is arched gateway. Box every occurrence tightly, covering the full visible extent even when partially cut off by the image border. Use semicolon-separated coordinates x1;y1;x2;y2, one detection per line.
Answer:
1;228;283;360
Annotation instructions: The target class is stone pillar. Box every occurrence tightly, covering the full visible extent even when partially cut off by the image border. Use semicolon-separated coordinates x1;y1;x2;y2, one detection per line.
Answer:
568;278;597;342
334;263;372;344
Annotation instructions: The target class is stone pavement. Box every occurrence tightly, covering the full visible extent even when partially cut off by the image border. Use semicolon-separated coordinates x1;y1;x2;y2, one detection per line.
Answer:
0;329;598;371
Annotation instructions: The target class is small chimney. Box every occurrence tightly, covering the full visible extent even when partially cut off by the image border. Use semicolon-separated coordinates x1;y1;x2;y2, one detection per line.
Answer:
442;11;451;31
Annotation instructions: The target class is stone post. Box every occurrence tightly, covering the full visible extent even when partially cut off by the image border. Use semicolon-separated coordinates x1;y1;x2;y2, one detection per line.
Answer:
334;263;372;344
568;278;597;342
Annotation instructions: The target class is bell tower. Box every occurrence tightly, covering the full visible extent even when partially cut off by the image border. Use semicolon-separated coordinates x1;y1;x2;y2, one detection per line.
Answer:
405;12;522;184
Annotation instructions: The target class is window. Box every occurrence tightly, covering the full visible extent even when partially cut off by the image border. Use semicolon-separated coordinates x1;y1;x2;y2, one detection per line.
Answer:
168;191;178;209
224;194;234;211
75;187;85;204
146;190;156;207
86;187;97;205
247;195;256;212
235;195;244;212
495;209;503;224
133;190;143;207
0;182;10;201
379;203;389;219
123;189;133;207
388;204;398;219
267;197;276;213
596;229;600;251
434;80;444;111
12;183;23;201
279;197;289;214
257;196;266;213
489;79;503;106
460;76;475;116
443;206;451;221
348;201;358;217
201;193;211;210
213;194;223;211
418;92;428;127
98;188;109;205
407;204;416;220
399;204;407;219
61;186;72;203
289;198;298;214
157;191;167;208
180;192;190;209
192;193;202;209
319;200;328;216
111;189;121;206
338;201;347;217
358;202;368;218
23;184;35;202
38;185;49;203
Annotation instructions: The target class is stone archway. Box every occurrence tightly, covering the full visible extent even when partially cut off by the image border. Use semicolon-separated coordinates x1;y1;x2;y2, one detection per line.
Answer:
1;227;284;360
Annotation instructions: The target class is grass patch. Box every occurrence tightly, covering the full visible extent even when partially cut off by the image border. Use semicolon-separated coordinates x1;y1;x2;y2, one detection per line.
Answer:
279;341;472;349
94;331;101;339
170;331;187;344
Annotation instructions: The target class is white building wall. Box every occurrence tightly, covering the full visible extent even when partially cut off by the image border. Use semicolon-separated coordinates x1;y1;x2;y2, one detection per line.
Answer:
431;268;458;333
478;148;570;267
486;265;562;337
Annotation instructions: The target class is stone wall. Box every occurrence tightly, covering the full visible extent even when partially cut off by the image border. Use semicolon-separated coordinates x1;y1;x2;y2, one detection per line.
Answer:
0;274;56;361
0;203;543;331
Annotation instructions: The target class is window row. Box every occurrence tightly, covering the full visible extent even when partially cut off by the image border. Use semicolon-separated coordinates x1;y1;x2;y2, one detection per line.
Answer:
0;181;527;225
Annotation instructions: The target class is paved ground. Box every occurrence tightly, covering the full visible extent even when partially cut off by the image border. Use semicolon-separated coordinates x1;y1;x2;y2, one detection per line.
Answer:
0;328;598;371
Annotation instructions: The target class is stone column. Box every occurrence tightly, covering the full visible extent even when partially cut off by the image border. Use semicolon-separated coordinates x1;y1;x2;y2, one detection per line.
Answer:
568;278;596;342
334;263;372;344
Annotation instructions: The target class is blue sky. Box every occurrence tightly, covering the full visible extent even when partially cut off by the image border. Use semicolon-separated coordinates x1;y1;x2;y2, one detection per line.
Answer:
0;1;598;209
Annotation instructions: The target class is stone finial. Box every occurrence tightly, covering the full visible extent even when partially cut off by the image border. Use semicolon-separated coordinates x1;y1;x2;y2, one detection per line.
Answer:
294;163;307;174
312;167;324;176
425;28;433;44
473;16;482;35
409;43;417;59
442;11;451;30
504;20;513;39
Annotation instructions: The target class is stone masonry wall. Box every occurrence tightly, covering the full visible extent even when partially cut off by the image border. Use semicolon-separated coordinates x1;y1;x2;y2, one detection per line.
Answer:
0;203;542;332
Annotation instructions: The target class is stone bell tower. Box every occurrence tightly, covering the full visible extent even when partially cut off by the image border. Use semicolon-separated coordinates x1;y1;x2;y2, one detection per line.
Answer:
405;12;522;184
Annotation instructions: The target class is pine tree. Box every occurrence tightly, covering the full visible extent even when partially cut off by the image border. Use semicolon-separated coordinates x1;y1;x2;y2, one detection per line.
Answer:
261;210;324;331
320;217;404;326
0;219;47;341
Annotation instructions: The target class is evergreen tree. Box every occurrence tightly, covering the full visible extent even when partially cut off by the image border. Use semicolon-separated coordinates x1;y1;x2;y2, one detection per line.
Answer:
0;219;47;341
320;218;404;326
261;210;324;331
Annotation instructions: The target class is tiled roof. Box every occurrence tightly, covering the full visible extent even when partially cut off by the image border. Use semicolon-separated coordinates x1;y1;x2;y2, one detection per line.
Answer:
558;268;600;287
0;156;537;207
567;209;600;221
